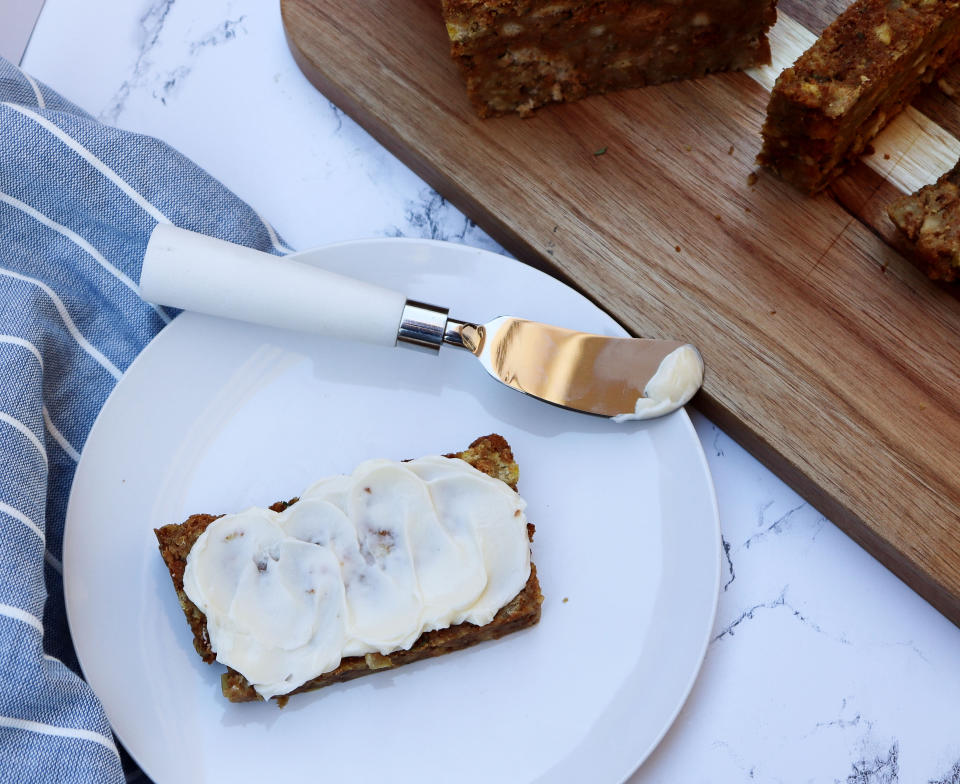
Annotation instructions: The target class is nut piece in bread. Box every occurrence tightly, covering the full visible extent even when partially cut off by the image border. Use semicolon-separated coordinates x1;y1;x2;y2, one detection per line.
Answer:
758;0;960;193
888;160;960;283
440;0;778;118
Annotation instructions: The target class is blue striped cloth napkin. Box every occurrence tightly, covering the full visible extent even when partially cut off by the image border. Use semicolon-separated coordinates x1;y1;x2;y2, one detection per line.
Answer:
0;58;293;783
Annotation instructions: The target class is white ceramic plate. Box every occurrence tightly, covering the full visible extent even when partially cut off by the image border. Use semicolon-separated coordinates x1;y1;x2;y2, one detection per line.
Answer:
64;239;720;784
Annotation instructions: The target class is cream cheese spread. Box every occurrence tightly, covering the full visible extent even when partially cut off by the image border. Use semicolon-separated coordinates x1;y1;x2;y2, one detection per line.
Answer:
182;456;531;699
612;344;704;422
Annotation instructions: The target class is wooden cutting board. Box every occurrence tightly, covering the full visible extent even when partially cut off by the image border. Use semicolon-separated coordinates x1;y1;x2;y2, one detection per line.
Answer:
281;0;960;625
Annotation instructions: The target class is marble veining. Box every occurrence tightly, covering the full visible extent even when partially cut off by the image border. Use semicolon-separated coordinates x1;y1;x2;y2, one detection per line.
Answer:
929;760;960;784
846;742;899;784
384;187;503;253
325;99;344;133
188;16;246;55
102;2;249;123
710;709;905;784
101;0;175;123
712;585;850;645
721;534;736;591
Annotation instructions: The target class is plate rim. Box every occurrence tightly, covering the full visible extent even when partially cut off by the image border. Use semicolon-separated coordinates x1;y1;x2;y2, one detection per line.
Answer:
64;236;721;783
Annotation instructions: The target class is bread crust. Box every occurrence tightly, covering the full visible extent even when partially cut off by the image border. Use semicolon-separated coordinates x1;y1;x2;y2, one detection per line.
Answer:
154;434;543;704
758;0;960;193
440;0;777;117
888;161;960;282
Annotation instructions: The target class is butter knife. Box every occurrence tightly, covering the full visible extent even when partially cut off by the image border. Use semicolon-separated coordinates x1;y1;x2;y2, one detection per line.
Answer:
140;225;703;421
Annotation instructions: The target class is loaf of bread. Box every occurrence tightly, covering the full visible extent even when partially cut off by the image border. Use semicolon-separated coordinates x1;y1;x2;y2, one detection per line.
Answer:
758;0;960;194
155;434;543;704
887;160;960;282
440;0;778;117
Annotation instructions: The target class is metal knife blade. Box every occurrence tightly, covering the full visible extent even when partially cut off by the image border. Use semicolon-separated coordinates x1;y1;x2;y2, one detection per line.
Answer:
476;317;696;418
397;302;702;419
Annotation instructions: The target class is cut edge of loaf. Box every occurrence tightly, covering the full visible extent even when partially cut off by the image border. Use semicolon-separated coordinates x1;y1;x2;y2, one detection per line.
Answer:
757;0;960;193
154;433;543;705
887;161;960;283
440;0;778;118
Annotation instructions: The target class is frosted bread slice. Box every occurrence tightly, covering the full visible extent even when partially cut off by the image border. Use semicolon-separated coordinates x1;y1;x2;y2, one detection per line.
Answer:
154;434;543;704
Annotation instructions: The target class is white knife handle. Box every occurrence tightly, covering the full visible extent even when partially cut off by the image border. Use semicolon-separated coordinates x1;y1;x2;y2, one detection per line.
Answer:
140;224;408;346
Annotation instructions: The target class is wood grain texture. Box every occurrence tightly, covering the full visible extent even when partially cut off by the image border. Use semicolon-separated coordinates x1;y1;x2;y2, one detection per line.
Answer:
779;0;850;34
281;0;960;624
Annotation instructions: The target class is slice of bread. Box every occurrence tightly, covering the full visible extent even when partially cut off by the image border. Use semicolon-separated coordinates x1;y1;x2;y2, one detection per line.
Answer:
154;434;543;704
758;0;960;193
440;0;777;118
887;160;960;282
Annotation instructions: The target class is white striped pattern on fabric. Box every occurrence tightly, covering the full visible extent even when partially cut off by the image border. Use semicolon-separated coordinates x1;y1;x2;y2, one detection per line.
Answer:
2;103;170;224
0;411;46;466
0;500;60;572
0;267;122;380
0;602;44;634
0;500;43;541
42;408;80;462
0;716;118;756
0;190;171;324
44;550;62;575
252;208;296;255
0;64;295;783
0;334;43;367
0;335;81;461
17;68;45;110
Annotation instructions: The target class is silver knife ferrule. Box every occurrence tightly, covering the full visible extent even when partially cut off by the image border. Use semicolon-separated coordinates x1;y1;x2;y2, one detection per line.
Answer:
397;300;449;352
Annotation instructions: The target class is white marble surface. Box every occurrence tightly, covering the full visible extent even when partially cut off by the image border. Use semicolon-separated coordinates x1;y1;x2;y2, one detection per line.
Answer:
21;1;960;782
